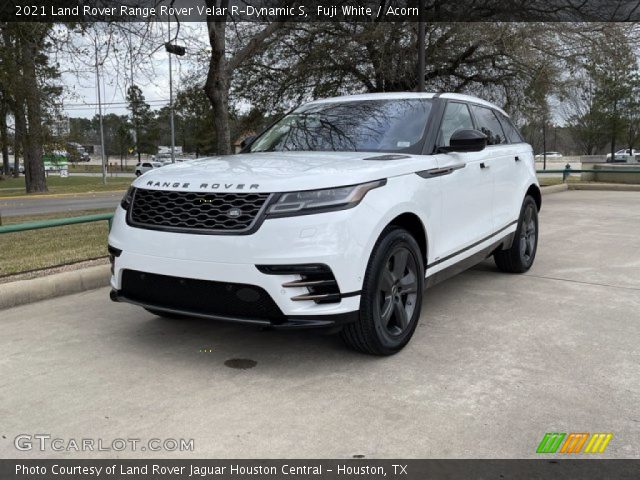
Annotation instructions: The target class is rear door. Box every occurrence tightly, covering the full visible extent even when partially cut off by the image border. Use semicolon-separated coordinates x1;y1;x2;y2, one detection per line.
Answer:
495;111;531;224
433;101;495;261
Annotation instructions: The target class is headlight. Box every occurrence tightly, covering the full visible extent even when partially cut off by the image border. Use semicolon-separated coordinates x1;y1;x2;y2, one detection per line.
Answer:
266;180;386;217
120;187;135;210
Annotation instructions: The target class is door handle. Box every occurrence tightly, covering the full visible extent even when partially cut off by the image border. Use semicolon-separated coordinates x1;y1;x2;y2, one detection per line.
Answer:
515;156;521;162
480;162;490;169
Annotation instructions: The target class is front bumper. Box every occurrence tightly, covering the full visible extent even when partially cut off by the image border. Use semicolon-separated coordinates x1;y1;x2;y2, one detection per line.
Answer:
110;289;358;329
107;203;379;322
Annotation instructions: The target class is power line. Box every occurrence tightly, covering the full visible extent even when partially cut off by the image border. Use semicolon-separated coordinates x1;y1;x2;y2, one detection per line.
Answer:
59;99;170;107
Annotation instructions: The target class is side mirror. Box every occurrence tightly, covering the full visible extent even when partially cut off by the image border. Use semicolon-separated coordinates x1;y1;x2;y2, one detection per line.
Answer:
240;135;256;150
441;129;487;153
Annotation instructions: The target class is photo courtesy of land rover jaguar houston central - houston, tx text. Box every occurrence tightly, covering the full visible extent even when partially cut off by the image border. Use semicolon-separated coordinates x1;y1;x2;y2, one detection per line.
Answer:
108;92;540;355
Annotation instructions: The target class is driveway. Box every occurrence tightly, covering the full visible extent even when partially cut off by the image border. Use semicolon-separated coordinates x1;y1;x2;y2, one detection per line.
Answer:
1;190;638;458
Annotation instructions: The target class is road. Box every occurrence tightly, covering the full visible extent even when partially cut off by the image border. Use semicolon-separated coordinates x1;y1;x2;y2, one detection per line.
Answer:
1;190;639;459
0;191;123;217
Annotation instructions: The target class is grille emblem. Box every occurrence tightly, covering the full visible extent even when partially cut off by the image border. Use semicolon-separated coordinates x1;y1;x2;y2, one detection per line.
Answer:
227;208;242;218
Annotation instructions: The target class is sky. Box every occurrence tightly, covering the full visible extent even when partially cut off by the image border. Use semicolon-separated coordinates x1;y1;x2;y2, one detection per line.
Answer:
58;23;206;119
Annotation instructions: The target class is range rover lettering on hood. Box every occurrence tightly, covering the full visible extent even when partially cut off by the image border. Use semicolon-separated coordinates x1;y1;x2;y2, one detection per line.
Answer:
145;180;260;190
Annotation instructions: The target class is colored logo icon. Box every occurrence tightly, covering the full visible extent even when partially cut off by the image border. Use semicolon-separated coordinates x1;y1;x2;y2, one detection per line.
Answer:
537;433;613;454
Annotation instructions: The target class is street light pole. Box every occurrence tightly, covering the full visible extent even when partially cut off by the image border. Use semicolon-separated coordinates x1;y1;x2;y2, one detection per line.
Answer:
168;17;176;164
94;40;107;185
128;30;138;166
417;0;425;92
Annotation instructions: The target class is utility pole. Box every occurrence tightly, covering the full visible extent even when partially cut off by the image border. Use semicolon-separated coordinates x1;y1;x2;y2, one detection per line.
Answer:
128;30;139;165
417;0;425;92
94;39;107;185
165;17;185;164
168;16;176;164
542;116;547;171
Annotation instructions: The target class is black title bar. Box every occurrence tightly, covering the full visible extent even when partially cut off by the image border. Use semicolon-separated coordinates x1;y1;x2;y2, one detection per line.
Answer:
1;0;640;22
2;459;640;480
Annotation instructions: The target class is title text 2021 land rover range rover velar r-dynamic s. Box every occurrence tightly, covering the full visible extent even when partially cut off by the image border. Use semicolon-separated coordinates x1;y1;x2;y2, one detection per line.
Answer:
109;93;540;355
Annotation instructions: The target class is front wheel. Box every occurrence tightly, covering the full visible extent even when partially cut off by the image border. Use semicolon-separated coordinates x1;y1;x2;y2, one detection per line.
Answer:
341;227;424;355
494;195;539;273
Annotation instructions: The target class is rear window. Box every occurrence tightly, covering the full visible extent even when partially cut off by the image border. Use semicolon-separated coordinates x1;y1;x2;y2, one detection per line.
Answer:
496;112;525;143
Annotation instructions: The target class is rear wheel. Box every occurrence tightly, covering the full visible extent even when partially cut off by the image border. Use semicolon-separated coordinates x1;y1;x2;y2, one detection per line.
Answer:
494;195;539;273
341;227;424;355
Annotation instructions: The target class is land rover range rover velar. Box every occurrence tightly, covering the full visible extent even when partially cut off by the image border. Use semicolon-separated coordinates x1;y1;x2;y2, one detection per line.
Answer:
109;93;540;355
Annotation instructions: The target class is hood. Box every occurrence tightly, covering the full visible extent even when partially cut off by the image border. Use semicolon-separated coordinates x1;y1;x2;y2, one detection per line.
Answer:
133;151;436;193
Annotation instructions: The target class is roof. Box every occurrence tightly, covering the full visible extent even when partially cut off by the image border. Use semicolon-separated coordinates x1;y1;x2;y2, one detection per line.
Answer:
307;92;508;117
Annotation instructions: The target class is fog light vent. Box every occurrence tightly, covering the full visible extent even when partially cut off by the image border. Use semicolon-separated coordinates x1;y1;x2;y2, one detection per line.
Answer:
256;264;341;304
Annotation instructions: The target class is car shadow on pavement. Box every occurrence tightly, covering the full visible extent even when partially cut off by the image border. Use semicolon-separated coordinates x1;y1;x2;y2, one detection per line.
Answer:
114;306;391;375
113;262;501;372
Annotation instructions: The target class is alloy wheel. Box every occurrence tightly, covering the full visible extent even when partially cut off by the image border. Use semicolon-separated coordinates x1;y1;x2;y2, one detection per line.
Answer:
519;203;537;263
376;246;419;337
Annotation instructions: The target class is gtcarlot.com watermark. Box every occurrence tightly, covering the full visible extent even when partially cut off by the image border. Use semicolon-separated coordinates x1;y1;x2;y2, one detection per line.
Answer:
14;434;195;452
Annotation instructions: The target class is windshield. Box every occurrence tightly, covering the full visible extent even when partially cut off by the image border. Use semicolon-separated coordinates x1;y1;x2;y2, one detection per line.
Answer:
249;99;433;154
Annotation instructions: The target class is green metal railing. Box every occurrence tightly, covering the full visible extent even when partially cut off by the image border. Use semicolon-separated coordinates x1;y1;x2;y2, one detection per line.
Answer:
0;213;113;234
1;166;639;234
537;166;640;182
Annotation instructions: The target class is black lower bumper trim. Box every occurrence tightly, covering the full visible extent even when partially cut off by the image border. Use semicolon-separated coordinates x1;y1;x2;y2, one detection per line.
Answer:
110;290;358;330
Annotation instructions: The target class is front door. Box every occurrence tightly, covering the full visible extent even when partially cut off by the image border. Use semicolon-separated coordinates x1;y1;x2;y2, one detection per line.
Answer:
433;101;495;263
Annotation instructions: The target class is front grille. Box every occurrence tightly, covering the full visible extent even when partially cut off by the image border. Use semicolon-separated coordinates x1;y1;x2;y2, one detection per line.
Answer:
121;270;284;321
129;188;270;234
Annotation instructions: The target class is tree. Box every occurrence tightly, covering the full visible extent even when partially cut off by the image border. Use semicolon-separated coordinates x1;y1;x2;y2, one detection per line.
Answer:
0;23;62;191
126;85;153;158
0;90;9;176
203;4;286;154
562;75;608;155
114;122;133;168
174;84;217;156
585;26;638;159
69;117;96;145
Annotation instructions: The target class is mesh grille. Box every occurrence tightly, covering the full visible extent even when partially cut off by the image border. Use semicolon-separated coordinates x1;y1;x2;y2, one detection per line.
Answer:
129;188;270;233
121;270;284;321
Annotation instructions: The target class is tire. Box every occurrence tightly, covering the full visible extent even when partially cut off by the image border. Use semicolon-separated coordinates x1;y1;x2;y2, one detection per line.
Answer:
144;307;186;319
494;195;539;273
341;227;424;355
135;171;141;177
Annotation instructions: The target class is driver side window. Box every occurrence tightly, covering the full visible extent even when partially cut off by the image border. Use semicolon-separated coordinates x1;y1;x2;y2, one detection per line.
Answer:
438;102;474;147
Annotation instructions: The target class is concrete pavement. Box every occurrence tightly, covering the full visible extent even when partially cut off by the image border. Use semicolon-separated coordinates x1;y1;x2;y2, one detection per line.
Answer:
0;190;639;459
0;191;124;217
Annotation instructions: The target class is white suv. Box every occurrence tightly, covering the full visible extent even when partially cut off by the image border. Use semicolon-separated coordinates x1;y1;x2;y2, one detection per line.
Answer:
109;93;540;355
134;161;163;176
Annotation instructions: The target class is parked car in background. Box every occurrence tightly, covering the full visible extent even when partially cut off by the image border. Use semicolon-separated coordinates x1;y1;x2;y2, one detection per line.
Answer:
606;149;639;163
134;161;163;176
153;153;192;166
67;142;90;162
7;164;25;175
534;151;563;159
110;92;541;355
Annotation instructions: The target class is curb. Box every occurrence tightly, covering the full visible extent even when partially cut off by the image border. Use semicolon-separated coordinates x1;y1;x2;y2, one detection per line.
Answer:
0;189;126;201
0;264;111;311
569;183;640;192
541;184;569;195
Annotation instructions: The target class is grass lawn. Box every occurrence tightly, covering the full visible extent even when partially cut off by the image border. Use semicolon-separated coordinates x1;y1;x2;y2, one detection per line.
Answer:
0;176;132;197
69;164;135;174
0;209;112;276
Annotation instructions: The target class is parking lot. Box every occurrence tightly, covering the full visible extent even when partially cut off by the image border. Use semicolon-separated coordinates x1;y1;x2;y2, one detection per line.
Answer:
1;190;639;459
